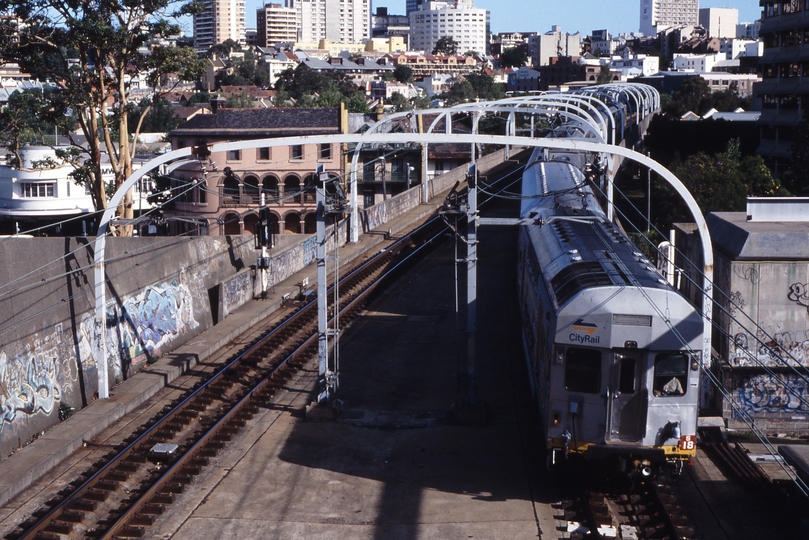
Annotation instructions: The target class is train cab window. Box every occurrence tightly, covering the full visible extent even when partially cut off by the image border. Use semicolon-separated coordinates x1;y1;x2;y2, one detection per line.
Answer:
617;356;636;394
565;348;601;393
653;353;688;396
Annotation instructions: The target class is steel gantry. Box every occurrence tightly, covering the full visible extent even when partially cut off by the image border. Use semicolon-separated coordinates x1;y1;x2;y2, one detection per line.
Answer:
93;84;712;405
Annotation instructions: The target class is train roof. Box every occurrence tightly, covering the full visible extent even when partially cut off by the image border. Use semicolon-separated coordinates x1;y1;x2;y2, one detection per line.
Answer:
525;207;671;308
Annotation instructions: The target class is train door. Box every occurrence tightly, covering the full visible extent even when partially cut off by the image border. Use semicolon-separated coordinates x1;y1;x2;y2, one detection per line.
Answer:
607;350;646;442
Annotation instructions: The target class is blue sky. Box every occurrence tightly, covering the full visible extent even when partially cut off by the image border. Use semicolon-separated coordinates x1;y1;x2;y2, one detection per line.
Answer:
237;0;762;36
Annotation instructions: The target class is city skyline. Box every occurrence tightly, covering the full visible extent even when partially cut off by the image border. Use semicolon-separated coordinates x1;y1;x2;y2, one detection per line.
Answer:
234;0;762;37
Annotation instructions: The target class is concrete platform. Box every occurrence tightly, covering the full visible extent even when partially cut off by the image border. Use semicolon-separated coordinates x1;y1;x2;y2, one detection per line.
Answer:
146;182;557;538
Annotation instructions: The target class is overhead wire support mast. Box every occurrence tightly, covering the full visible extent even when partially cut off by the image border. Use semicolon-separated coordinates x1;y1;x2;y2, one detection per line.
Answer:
316;164;344;404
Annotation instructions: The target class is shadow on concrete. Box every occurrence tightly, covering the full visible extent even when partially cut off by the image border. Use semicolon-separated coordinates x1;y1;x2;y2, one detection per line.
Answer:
269;199;555;539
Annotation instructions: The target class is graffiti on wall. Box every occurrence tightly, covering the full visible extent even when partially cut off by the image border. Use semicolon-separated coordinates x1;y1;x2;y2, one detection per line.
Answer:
737;373;809;415
0;324;85;434
116;270;200;366
302;237;317;267
788;282;809;312
730;329;809;368
363;204;389;232
222;271;252;317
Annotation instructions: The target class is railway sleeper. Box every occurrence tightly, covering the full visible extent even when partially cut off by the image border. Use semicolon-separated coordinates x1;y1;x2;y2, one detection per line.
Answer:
182;465;202;476
115;524;145;538
69;499;98;512
140;503;166;515
149;493;174;505
173;474;194;485
59;509;85;523
161;482;186;494
43;520;73;534
32;532;61;540
128;513;157;526
43;496;63;508
83;489;111;502
106;470;130;482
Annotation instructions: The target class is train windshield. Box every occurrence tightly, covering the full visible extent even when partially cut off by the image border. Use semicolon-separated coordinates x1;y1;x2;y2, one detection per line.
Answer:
565;348;601;393
653;353;688;396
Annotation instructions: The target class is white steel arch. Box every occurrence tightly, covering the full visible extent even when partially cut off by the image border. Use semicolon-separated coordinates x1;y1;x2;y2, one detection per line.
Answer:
93;130;711;399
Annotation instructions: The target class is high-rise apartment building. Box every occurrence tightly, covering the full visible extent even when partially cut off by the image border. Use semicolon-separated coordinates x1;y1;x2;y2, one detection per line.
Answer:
755;0;809;175
409;0;489;55
295;0;370;44
194;0;246;51
406;0;426;16
257;3;298;47
639;0;699;36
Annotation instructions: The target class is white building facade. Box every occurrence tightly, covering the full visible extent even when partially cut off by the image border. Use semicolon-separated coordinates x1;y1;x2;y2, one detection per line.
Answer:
296;0;370;44
530;25;581;67
639;0;698;36
0;146;94;228
699;7;739;39
409;0;488;55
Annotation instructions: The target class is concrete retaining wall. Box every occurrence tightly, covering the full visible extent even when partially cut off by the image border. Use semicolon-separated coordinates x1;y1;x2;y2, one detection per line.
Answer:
0;147;513;457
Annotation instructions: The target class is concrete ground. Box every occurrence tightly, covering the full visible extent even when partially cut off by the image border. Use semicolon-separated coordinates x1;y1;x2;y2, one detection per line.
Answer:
147;193;561;539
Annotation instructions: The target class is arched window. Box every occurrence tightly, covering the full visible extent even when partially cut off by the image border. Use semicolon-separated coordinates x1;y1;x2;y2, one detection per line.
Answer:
263;175;280;203
222;212;241;235
223;174;240;198
304;212;317;234
303;173;318;203
243;175;260;203
284;212;301;233
284;176;301;204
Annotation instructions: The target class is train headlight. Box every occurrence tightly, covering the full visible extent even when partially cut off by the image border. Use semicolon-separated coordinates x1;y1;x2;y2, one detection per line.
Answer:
555;348;564;364
553;412;560;426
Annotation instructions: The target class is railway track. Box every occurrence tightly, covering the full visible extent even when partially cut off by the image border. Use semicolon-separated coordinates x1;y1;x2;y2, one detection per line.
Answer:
558;476;695;540
5;156;529;540
5;217;452;540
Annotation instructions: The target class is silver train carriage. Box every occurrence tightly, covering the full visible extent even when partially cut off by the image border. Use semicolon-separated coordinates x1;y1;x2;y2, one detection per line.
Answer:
516;148;703;474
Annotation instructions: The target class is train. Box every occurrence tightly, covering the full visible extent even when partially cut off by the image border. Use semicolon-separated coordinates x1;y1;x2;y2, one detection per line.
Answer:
516;140;703;477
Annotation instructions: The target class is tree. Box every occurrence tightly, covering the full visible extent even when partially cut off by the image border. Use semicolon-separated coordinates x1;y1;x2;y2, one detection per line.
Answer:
385;92;411;111
224;91;256;109
393;64;413;84
0;0;205;229
207;39;242;59
596;64;613;85
444;79;475;104
662;76;712;117
432;36;459;56
0;88;66;165
127;97;181;133
653;139;787;226
499;47;528;68
465;73;505;101
274;63;368;112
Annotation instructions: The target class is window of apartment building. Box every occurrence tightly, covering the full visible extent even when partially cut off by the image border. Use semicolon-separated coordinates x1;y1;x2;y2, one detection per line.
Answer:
257;147;271;160
227;149;242;161
319;143;332;160
291;144;303;159
21;182;55;197
783;29;802;46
